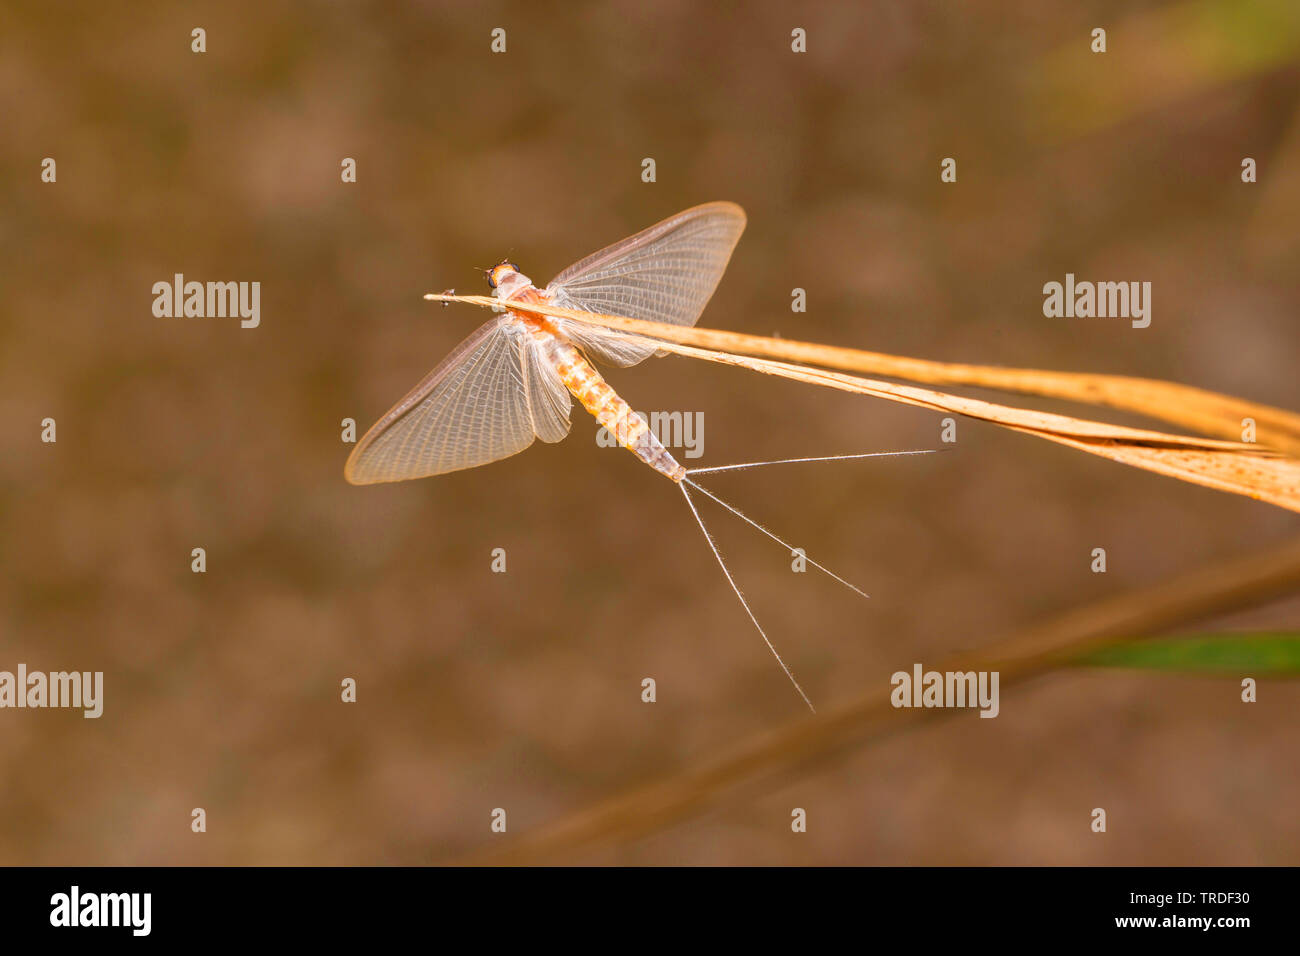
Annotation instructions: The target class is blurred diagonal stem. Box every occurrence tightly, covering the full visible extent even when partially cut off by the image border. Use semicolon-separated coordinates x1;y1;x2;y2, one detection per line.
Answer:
455;534;1300;864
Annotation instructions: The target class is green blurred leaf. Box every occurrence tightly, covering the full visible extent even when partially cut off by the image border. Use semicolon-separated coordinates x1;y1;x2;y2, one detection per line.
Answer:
1078;633;1300;674
1036;0;1300;138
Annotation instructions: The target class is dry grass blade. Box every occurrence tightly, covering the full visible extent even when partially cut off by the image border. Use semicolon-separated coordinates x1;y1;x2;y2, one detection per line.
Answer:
656;342;1300;512
426;293;1300;454
453;534;1300;865
561;303;1300;454
426;294;1300;511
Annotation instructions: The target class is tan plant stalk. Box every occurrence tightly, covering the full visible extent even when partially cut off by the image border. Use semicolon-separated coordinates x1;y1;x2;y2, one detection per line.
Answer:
426;294;1300;511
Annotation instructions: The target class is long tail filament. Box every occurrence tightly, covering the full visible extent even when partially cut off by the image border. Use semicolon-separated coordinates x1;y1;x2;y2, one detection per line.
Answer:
676;448;939;712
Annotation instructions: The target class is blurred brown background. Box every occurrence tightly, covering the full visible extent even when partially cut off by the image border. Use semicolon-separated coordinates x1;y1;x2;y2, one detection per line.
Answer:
1;0;1298;864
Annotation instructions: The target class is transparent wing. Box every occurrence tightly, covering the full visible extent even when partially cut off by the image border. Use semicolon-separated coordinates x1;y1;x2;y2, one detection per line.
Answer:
546;201;746;367
345;320;571;484
553;321;668;369
521;334;572;443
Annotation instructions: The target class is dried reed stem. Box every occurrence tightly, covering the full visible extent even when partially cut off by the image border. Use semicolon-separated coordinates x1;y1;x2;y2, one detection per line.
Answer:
454;534;1300;864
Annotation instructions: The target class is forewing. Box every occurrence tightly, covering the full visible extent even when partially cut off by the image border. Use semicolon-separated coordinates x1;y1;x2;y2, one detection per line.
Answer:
546;201;746;366
345;319;569;484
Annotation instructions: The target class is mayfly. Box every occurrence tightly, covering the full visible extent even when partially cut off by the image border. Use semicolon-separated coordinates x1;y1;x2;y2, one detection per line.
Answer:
346;202;934;711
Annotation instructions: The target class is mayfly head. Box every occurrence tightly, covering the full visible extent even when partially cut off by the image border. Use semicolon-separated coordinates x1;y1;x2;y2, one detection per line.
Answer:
486;260;530;300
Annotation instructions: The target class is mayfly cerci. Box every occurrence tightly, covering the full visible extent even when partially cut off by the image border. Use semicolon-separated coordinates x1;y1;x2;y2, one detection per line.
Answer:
346;202;935;710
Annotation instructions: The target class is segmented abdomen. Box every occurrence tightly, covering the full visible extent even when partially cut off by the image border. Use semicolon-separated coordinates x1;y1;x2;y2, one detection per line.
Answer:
530;325;685;482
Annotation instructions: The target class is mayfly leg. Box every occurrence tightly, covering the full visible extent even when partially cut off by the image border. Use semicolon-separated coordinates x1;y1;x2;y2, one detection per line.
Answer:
676;449;943;712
